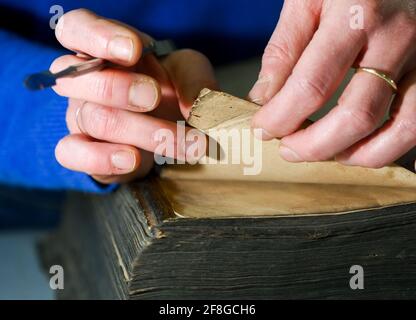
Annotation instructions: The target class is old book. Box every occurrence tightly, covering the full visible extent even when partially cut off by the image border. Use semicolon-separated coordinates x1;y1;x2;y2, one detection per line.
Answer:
40;90;416;299
160;89;416;217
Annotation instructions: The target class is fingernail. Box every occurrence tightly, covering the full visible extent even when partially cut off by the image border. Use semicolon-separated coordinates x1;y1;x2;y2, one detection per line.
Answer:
111;150;136;172
252;127;274;141
129;80;158;110
248;74;272;104
108;36;133;61
279;145;304;162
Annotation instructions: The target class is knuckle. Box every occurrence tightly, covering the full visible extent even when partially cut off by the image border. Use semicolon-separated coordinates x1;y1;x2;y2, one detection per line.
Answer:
396;17;416;47
294;75;329;107
343;108;379;136
287;0;321;16
84;105;123;140
92;71;117;103
92;107;114;139
396;10;416;28
396;117;416;142
262;40;293;66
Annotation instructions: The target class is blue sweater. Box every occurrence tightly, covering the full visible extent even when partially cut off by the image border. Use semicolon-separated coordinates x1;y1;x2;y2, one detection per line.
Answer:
0;0;283;229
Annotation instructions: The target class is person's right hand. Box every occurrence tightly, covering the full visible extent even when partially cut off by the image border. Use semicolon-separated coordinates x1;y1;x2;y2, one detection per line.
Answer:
51;9;216;184
249;0;416;170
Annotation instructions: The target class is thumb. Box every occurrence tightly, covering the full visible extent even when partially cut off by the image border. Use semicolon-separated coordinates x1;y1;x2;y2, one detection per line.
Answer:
162;49;218;118
248;0;321;105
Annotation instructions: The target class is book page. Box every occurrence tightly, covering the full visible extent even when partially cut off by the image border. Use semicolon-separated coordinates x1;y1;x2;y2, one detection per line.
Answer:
159;89;416;218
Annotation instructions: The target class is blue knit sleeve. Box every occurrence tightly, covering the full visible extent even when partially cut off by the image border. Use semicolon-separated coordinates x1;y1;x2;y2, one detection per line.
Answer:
0;30;115;192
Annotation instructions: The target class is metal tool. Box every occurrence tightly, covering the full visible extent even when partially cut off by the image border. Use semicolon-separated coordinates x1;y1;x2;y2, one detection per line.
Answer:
24;39;175;90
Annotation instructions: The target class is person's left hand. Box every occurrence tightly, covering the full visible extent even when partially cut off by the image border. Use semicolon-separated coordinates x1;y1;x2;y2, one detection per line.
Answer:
249;0;416;170
51;9;216;184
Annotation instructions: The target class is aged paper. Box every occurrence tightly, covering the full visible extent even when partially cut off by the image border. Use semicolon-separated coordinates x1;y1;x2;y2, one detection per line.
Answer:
159;89;416;218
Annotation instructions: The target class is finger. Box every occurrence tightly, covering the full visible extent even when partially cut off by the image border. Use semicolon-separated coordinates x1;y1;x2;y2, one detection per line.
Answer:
55;9;142;65
251;4;366;140
162;49;218;118
278;5;415;164
66;101;207;162
336;70;416;168
55;134;141;176
248;0;321;104
92;150;155;184
51;55;161;112
279;70;394;162
353;7;416;82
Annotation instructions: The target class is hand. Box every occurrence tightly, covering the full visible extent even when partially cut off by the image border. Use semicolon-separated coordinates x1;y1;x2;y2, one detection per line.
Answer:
249;0;416;170
52;9;216;184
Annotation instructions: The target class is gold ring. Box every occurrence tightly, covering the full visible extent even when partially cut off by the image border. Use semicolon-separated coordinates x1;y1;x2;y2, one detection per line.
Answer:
356;67;398;93
75;101;89;136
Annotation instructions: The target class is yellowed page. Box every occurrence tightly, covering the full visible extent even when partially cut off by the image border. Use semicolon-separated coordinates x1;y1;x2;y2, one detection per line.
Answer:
159;89;416;218
162;89;416;188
